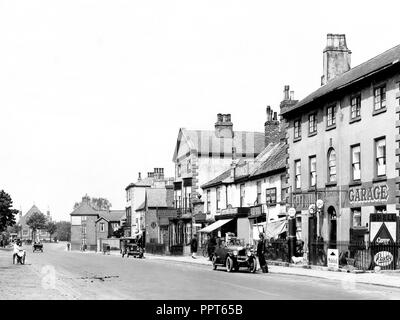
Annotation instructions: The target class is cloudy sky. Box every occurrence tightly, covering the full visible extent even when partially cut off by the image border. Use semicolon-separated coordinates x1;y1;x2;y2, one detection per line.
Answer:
0;0;399;221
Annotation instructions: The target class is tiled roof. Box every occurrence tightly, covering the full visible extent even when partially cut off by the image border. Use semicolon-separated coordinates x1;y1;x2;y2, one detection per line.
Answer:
281;44;400;115
99;210;125;222
173;128;265;161
185;129;265;154
201;142;286;189
70;202;99;216
250;142;286;178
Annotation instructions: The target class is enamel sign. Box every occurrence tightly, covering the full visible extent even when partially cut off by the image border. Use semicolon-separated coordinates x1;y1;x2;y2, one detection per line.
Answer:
327;249;339;269
374;251;394;267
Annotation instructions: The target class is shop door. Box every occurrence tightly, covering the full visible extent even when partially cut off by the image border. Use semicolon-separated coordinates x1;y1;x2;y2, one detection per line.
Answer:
328;206;337;249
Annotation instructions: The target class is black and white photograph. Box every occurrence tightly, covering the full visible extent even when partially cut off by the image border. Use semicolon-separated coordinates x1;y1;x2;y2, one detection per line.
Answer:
1;0;400;311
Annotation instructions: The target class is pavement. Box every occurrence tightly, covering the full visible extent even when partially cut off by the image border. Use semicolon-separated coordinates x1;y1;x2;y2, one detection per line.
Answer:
2;243;400;299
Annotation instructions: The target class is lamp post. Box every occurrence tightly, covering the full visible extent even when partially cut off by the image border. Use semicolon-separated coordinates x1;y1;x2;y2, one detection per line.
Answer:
288;207;297;262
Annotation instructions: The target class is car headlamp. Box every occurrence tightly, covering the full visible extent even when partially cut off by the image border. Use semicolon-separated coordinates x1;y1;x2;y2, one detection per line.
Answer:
233;250;238;256
247;251;252;257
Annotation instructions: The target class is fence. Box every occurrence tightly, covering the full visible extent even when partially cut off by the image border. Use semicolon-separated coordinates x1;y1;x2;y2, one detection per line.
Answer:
145;243;166;255
308;241;400;271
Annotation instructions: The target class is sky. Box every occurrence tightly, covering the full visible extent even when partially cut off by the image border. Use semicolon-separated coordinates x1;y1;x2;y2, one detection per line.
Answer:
0;0;399;221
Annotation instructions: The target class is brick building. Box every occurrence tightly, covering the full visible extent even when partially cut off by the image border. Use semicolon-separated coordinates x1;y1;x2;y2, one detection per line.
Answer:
70;195;124;251
19;205;52;242
125;168;174;237
280;34;400;254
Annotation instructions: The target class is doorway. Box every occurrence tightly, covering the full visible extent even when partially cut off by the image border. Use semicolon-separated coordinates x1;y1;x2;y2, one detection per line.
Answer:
328;206;337;248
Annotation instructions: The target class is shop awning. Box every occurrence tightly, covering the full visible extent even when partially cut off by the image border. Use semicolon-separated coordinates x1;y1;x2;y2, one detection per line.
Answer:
253;218;287;240
198;218;233;233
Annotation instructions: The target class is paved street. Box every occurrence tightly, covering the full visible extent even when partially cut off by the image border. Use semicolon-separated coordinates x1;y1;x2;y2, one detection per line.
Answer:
1;242;400;300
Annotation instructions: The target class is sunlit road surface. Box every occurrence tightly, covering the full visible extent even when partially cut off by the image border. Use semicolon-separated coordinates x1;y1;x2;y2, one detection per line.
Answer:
1;242;400;300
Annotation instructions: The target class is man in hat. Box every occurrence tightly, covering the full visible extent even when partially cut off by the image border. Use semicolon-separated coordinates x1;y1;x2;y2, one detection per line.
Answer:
257;233;268;273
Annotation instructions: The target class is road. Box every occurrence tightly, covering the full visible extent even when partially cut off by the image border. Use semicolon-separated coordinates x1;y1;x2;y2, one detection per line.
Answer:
1;242;400;300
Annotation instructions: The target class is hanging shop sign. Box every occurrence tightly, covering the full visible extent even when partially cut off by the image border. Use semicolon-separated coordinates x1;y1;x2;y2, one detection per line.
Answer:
348;184;389;204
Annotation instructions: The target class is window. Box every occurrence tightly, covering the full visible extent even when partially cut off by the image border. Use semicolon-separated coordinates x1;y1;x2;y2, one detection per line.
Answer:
265;188;277;205
375;138;386;177
22;229;28;236
350;95;361;119
374;86;386;111
206;190;211;213
81;226;86;235
100;223;105;232
309;156;316;188
81;216;87;222
216;187;221;210
177;164;181;177
375;206;387;213
240;184;245;207
351;208;361;227
187;160;191;173
327;105;336;127
294;120;301;139
351;145;361;181
308;114;317;134
294;160;301;189
175;190;182;209
327;148;336;182
256;181;262;204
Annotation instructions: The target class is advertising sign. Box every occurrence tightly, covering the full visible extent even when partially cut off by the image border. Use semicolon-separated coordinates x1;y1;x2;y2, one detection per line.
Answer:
327;249;339;269
374;251;394;267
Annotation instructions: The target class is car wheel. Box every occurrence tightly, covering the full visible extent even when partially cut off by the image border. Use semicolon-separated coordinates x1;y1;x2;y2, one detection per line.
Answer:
249;258;257;273
226;256;234;272
212;255;218;270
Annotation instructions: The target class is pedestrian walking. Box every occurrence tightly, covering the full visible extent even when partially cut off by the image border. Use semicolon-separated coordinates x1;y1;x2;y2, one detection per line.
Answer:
190;234;198;259
67;242;70;251
257;233;268;273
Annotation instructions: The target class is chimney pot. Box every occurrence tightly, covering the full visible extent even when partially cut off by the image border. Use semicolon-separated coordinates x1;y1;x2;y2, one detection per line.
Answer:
290;91;294;100
284;85;290;100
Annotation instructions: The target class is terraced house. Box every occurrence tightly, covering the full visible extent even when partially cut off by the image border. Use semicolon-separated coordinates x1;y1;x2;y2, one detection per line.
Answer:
171;113;267;254
281;34;400;257
200;140;290;246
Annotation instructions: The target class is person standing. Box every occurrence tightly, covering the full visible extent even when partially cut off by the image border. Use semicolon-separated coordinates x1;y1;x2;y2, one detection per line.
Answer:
207;234;217;261
190;234;198;259
257;233;268;273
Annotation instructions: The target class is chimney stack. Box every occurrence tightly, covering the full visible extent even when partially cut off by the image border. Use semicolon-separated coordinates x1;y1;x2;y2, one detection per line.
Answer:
321;34;351;86
279;85;299;142
138;172;141;181
264;106;280;146
215;113;233;138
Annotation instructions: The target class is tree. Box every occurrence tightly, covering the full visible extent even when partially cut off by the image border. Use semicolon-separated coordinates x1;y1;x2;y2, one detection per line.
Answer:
0;190;19;233
26;211;47;241
46;221;57;242
73;196;112;211
55;221;71;241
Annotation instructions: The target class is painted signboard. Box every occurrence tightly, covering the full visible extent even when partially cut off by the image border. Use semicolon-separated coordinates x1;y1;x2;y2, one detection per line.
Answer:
327;249;339;269
369;213;397;244
349;184;389;204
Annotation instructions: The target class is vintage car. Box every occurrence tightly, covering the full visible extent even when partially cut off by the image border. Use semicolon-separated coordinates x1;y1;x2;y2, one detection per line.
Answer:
32;242;43;253
120;237;144;258
212;237;257;273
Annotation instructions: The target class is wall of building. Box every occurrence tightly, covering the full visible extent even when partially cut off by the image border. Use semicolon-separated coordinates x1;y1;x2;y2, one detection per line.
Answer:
286;71;400;244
